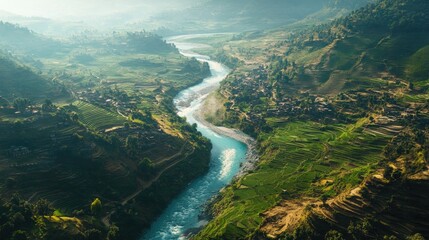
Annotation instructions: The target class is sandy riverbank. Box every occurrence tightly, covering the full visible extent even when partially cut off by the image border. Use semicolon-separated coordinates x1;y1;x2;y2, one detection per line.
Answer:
194;108;259;176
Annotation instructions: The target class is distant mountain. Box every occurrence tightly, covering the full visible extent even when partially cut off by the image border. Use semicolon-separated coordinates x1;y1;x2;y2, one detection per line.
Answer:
0;10;76;36
0;21;65;56
1;1;203;35
328;0;374;9
291;0;375;27
152;0;333;33
147;0;380;34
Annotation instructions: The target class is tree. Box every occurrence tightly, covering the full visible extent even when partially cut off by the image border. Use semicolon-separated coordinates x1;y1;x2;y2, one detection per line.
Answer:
90;198;102;215
126;136;139;152
84;229;103;240
33;199;51;215
11;230;28;240
13;98;30;112
41;99;54;112
325;230;345;240
320;193;329;206
406;233;425;240
391;169;402;181
71;112;79;122
348;217;374;239
139;157;154;174
107;224;120;240
383;165;393;179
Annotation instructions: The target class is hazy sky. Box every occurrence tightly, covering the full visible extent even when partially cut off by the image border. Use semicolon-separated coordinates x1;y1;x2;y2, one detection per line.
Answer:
0;0;194;19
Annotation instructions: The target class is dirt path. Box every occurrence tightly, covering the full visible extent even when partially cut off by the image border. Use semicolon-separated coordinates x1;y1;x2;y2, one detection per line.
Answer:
102;146;194;227
154;143;187;166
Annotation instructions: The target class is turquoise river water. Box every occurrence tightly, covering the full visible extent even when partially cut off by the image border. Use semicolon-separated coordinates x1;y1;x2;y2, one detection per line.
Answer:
141;35;249;239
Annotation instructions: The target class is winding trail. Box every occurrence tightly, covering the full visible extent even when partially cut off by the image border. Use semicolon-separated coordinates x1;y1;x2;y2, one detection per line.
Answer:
102;144;194;227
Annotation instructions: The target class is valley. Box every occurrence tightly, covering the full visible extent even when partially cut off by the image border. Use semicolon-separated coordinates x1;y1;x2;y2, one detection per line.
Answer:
180;1;429;239
1;0;429;239
0;27;213;240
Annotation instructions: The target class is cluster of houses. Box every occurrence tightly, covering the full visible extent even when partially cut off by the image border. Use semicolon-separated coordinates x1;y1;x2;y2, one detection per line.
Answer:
221;66;270;100
220;62;421;129
76;88;137;116
266;96;333;118
220;65;336;122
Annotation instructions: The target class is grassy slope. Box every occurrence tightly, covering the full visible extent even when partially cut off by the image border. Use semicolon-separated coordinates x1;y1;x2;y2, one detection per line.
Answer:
197;118;390;239
406;45;429;81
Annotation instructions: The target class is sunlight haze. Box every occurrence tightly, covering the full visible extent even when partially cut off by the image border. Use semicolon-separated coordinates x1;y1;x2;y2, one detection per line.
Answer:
0;0;193;19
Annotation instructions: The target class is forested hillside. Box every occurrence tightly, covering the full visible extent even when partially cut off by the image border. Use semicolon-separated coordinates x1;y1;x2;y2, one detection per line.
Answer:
0;22;64;56
0;54;60;101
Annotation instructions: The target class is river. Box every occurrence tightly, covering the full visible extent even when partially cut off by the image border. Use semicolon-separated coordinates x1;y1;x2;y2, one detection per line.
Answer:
141;35;249;239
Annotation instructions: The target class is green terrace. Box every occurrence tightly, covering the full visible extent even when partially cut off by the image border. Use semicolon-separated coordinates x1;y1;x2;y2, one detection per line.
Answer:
197;118;393;239
72;101;126;131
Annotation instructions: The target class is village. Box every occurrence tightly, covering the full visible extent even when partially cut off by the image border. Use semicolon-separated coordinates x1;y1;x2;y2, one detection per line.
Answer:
219;63;421;133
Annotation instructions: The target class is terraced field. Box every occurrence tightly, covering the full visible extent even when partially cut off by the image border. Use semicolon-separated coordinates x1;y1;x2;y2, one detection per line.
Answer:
196;118;392;239
73;101;125;131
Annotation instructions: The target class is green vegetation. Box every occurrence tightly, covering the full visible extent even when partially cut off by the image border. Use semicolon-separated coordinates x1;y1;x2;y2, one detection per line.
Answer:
0;55;60;101
1;0;429;239
73;101;125;131
0;195;104;240
195;0;429;239
123;32;177;54
406;45;429;81
0;20;213;239
197;120;390;239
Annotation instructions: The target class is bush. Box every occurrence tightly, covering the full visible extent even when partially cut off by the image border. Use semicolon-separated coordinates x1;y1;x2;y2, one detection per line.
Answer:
11;230;28;240
325;230;345;240
407;233;426;240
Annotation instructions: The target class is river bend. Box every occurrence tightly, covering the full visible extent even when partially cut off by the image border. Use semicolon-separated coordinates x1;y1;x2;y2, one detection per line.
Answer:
142;35;248;240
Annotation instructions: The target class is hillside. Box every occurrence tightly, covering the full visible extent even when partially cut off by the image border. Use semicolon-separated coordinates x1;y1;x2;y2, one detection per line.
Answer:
0;24;213;239
195;0;429;239
150;0;377;34
153;0;330;33
0;54;61;102
0;21;64;56
291;0;375;26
